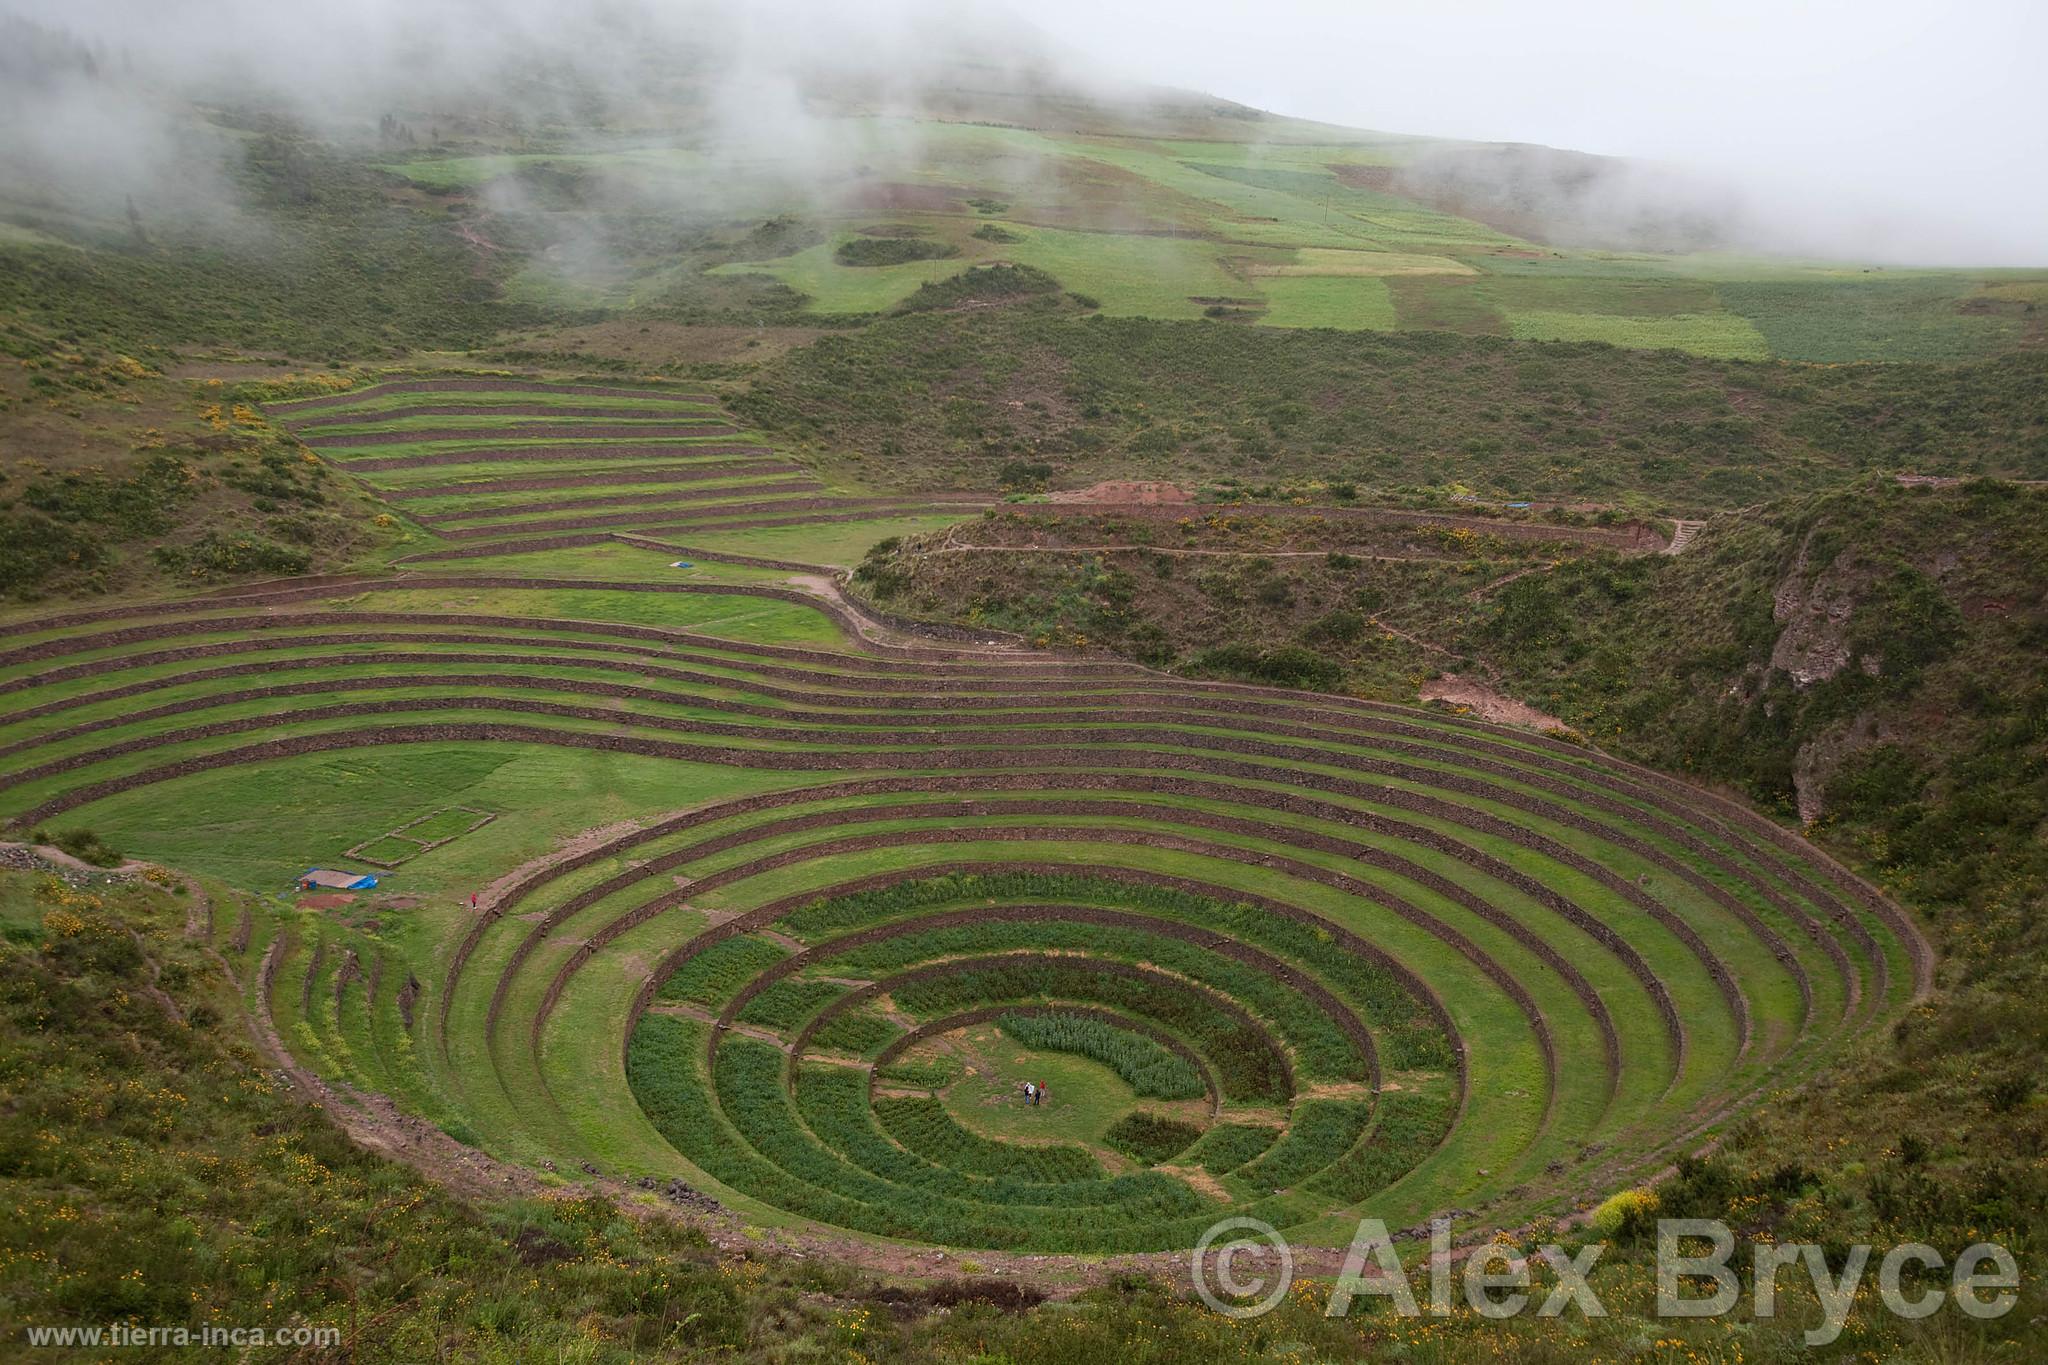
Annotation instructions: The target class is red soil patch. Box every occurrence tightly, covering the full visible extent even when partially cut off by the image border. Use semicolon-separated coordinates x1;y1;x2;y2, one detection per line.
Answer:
1049;481;1191;505
299;893;356;910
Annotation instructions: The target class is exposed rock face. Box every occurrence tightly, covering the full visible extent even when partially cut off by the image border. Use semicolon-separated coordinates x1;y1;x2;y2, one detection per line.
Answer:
1766;529;1892;823
1770;531;1868;687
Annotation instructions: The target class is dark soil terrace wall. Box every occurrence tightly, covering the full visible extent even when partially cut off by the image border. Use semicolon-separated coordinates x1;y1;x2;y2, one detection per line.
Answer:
266;378;718;414
380;461;802;500
415;482;827;525
429;494;943;539
337;444;774;472
301;423;740;448
288;404;713;428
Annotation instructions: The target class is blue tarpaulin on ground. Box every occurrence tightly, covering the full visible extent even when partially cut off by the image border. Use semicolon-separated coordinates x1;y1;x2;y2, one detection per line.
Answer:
299;869;378;891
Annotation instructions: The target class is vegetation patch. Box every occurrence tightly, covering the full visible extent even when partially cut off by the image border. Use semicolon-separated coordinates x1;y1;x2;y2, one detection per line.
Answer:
995;1009;1205;1100
834;237;961;268
1104;1111;1205;1165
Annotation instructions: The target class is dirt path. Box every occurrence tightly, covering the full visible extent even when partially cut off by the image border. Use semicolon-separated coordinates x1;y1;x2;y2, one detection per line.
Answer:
783;573;1030;655
1466;562;1557;600
1418;675;1570;733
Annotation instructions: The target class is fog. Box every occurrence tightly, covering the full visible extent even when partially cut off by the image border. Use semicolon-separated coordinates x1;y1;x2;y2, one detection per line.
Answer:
1;0;2042;265
1014;0;2048;266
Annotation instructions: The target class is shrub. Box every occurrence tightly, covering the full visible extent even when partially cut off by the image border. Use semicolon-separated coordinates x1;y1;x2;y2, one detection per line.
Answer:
996;460;1055;491
899;264;1058;313
38;828;123;867
834;237;959;267
1591;1188;1661;1242
1182;643;1347;692
153;533;311;580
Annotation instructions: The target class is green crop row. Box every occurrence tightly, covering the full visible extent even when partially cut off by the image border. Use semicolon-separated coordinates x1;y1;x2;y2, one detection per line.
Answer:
1104;1112;1205;1166
777;870;1449;1068
735;978;847;1031
874;1057;961;1088
797;1069;1154;1208
873;1097;1102;1183
708;1039;1219;1248
1187;1122;1283;1175
996;1011;1204;1100
890;960;1289;1102
1306;1087;1457;1202
1236;1100;1376;1196
806;1007;903;1057
653;935;788;1007
831;918;1364;1080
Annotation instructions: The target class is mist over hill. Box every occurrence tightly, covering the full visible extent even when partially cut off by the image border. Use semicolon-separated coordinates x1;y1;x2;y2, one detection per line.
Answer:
2;0;2017;267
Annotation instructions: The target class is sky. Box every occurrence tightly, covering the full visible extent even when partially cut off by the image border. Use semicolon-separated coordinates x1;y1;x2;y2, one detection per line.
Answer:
1010;0;2048;265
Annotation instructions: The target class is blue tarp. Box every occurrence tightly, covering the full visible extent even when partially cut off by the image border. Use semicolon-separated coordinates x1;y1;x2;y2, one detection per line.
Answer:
299;869;378;891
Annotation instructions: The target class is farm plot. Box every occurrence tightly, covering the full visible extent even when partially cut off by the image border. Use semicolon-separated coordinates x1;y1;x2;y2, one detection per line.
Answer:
265;376;993;565
345;804;495;868
0;565;1929;1257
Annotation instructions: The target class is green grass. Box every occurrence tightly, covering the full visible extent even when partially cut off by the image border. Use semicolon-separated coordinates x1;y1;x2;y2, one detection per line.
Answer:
995;225;1256;317
710;238;968;314
1257;276;1399;329
1504;309;1770;359
309;585;849;645
57;746;805;894
941;1028;1154;1150
1718;274;2038;361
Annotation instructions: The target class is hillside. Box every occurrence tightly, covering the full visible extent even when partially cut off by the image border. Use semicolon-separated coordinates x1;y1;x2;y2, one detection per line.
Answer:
1;860;1979;1360
741;306;2048;506
1;13;2044;1360
859;479;2047;896
1471;480;2048;918
4;4;2044;370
